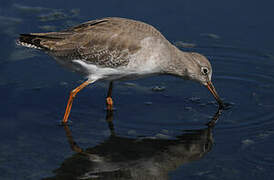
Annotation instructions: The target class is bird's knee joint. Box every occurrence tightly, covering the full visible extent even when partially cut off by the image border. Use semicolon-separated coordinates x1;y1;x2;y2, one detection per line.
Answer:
70;90;77;98
106;97;113;105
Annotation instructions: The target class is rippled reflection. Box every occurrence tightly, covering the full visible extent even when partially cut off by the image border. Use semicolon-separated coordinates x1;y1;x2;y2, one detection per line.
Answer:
44;109;222;180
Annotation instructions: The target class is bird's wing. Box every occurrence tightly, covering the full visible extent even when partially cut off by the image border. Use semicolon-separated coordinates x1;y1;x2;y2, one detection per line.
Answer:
18;17;166;68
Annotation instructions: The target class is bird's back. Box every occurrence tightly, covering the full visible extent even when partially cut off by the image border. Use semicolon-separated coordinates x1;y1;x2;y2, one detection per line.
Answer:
18;17;169;68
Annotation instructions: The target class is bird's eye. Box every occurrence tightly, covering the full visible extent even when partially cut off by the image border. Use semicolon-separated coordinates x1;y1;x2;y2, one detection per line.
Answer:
201;67;209;75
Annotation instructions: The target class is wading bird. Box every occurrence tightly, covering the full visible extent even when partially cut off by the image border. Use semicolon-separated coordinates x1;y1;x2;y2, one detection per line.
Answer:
17;17;224;123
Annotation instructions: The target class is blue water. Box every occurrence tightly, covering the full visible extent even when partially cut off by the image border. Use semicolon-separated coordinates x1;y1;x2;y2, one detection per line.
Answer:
0;0;274;179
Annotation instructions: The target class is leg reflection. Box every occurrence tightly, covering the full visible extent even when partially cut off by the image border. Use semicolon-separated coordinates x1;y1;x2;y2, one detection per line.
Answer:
106;109;116;137
63;125;83;153
63;107;223;154
63;109;116;153
57;109;224;180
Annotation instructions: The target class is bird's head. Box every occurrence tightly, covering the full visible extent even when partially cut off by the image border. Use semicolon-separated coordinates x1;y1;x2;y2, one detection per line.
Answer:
175;52;224;107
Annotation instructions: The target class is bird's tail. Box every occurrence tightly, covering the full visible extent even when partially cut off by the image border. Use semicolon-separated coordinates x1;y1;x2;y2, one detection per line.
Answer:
17;32;70;50
17;34;48;50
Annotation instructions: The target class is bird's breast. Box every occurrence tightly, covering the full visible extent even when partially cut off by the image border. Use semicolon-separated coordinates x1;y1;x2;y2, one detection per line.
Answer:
126;36;172;73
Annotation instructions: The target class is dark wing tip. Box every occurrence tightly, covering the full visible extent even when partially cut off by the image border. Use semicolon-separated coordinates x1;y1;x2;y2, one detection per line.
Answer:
17;34;50;50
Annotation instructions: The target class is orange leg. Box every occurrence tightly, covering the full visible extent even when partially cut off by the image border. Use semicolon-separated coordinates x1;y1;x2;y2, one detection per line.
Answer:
62;79;95;123
106;81;114;110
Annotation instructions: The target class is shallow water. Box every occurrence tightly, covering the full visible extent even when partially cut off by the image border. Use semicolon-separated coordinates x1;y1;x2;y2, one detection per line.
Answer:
1;0;274;180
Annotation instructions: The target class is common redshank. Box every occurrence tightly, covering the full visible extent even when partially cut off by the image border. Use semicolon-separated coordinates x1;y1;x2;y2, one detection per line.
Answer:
17;17;224;123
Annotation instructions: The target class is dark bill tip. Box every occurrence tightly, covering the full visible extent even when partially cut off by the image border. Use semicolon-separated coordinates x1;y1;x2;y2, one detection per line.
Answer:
206;81;224;108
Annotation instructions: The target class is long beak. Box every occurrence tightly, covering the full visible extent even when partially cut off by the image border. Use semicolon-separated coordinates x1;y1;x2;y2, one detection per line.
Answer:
206;81;224;108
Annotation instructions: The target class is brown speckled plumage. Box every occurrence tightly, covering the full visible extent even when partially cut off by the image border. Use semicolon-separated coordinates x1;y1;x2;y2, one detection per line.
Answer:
18;17;224;123
19;17;167;68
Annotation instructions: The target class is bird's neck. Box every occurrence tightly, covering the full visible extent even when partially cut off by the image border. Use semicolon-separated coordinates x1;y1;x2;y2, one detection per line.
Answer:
161;45;189;77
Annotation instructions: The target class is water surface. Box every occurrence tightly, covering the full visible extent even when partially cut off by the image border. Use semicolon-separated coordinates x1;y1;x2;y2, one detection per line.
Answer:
0;0;274;179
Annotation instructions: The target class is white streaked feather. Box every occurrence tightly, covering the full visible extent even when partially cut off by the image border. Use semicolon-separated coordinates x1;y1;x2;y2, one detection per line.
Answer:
16;40;42;50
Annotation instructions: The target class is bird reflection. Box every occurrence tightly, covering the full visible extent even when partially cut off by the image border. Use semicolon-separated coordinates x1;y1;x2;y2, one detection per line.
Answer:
44;109;222;180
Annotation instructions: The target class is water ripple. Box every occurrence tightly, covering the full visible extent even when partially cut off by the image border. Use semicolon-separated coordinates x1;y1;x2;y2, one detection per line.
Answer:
180;42;274;134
